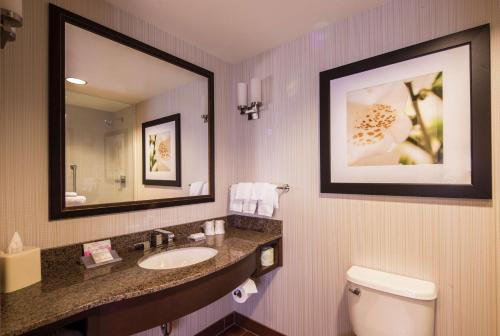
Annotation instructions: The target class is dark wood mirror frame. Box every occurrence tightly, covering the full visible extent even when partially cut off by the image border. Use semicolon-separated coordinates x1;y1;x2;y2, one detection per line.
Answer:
48;4;215;220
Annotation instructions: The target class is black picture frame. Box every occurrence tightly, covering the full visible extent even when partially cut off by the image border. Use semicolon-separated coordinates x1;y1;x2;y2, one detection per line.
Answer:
48;4;215;220
142;114;181;187
319;24;491;199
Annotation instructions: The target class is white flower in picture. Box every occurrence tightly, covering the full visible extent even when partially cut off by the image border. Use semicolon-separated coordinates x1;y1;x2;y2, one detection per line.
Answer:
346;82;412;166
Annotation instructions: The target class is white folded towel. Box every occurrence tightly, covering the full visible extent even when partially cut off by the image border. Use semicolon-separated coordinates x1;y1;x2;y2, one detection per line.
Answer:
229;184;243;212
201;182;209;195
189;181;204;196
251;182;268;201
236;183;255;214
243;199;257;214
235;182;253;200
257;184;278;217
65;191;77;197
188;232;206;241
65;195;87;206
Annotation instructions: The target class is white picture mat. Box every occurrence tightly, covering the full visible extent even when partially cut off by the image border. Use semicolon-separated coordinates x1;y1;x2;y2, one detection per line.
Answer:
330;45;471;184
144;121;177;181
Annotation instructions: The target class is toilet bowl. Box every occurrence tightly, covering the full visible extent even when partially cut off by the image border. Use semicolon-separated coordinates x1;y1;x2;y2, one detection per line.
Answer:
347;266;437;336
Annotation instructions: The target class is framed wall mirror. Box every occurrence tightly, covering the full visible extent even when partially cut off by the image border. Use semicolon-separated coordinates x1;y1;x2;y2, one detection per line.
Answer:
49;5;215;220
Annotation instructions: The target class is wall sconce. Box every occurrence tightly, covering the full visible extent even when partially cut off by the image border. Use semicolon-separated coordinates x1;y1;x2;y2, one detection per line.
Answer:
0;0;23;49
237;78;262;120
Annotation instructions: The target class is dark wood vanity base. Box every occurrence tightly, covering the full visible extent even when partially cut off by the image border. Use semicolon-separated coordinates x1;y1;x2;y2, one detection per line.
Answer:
85;253;256;336
22;252;260;336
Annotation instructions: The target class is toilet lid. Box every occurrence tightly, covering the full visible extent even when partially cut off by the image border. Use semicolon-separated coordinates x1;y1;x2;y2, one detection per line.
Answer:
347;266;437;300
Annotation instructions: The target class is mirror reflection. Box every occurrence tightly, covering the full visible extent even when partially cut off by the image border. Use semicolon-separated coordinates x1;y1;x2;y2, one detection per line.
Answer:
64;23;209;207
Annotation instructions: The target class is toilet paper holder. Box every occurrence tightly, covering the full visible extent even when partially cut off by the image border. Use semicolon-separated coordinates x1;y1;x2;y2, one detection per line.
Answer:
232;278;258;303
233;289;243;298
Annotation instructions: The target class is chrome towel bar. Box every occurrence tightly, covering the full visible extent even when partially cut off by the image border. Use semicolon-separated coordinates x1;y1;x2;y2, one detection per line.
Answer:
229;183;290;193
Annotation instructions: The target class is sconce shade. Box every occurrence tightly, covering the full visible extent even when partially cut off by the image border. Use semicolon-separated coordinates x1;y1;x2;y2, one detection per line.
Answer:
237;82;248;106
250;78;262;103
0;0;22;16
236;79;262;120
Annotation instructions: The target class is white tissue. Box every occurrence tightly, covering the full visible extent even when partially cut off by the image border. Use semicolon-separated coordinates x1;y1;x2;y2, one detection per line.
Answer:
7;232;23;254
232;278;258;303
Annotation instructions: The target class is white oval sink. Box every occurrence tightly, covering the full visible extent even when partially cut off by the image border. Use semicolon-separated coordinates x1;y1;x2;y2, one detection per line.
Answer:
138;247;218;270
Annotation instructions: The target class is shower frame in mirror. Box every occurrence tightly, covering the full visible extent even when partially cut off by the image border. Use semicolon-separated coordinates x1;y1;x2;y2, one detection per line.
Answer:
48;4;215;220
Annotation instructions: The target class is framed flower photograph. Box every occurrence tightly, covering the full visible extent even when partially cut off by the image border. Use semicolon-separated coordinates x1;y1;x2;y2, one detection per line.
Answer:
320;25;491;199
142;114;181;186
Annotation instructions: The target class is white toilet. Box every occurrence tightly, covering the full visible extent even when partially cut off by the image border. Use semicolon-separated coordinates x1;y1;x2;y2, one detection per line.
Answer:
347;266;437;336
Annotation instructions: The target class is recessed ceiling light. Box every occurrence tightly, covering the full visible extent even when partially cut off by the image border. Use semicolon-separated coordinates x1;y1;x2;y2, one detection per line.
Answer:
66;77;87;85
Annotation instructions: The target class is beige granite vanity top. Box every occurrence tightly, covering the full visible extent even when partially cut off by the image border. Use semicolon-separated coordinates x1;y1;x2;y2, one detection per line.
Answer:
0;227;281;336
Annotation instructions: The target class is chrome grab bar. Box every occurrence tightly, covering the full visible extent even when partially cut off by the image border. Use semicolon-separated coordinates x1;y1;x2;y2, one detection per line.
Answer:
70;164;77;193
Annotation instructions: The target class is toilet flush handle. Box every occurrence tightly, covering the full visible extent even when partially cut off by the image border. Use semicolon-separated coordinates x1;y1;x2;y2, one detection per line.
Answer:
348;287;361;296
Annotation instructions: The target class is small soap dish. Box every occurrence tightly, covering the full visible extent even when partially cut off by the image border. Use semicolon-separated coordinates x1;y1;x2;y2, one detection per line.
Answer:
80;250;122;269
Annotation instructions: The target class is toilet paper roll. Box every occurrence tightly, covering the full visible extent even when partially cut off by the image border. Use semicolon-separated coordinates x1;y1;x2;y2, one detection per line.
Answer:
261;247;274;267
232;278;258;303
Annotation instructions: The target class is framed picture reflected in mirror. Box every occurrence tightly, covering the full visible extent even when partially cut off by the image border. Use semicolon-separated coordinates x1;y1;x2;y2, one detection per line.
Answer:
142;114;181;186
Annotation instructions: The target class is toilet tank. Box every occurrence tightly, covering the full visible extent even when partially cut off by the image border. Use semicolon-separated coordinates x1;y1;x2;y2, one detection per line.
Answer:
347;266;437;336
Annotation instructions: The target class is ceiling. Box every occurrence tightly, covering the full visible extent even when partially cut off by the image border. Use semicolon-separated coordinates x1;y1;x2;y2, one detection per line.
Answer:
105;0;386;63
66;90;131;112
65;23;203;110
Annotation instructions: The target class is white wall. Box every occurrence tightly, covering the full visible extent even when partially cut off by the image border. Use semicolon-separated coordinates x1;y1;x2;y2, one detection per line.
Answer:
231;0;500;335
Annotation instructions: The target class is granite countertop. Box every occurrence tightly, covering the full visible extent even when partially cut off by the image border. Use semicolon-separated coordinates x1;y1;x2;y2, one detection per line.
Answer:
0;227;281;336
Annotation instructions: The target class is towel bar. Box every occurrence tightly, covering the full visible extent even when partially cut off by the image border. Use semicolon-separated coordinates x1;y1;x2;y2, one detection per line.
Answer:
229;183;291;193
276;184;291;193
188;183;291;193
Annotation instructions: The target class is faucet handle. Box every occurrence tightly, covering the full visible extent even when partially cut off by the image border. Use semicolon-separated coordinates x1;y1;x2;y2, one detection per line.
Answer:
133;241;151;251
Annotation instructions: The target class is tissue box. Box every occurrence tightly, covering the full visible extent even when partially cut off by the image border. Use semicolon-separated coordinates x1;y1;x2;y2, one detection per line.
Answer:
0;247;41;293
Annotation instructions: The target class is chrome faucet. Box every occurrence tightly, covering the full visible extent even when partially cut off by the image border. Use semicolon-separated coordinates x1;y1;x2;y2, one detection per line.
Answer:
151;229;175;247
133;229;175;251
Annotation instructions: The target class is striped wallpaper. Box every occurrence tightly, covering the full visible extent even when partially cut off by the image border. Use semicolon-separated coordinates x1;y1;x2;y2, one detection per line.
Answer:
1;0;500;335
232;0;500;335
